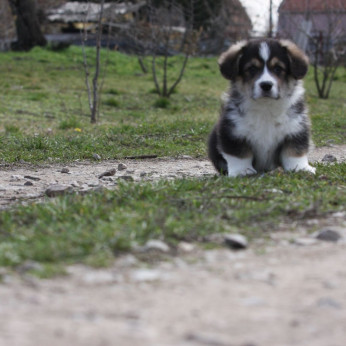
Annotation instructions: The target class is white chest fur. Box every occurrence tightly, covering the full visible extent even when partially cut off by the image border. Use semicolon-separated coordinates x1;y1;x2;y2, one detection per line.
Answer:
229;98;304;170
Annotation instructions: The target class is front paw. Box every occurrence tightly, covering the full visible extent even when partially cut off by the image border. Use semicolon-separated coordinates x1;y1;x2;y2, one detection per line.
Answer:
282;155;316;174
298;164;316;174
228;167;257;177
285;164;316;174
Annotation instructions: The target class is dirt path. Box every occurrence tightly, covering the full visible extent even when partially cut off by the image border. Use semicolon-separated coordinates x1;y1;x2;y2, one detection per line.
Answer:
0;145;345;346
1;144;345;209
1;236;346;346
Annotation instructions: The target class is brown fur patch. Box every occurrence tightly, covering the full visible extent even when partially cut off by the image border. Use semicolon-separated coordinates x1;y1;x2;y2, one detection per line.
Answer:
244;58;262;70
269;57;286;70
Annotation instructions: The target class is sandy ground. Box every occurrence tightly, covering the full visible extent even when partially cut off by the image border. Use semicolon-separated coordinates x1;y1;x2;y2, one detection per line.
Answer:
0;145;345;346
1;144;345;209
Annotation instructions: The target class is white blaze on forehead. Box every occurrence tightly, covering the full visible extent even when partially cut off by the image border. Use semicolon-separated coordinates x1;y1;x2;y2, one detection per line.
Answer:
259;42;270;62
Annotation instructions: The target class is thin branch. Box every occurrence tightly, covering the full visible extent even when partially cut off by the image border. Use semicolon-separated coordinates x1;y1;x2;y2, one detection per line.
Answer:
81;25;93;113
152;54;161;95
91;0;105;123
168;54;189;96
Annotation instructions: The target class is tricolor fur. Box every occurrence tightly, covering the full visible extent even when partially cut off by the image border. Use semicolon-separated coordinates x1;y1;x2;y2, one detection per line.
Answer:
208;38;315;177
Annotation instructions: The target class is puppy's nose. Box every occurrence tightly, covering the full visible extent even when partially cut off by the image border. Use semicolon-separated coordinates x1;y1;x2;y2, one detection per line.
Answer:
260;81;273;92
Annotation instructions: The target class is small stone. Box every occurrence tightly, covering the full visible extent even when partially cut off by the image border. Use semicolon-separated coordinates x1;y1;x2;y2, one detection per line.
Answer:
224;234;248;249
70;181;80;187
140;172;147;177
92;153;101;160
317;297;342;309
144;240;170;253
10;175;22;181
322;154;337;163
24;175;40;181
60;167;70;174
293;237;317;246
118;175;134;182
83;271;119;285
24;181;33;186
100;177;113;182
98;168;116;179
88;181;100;187
130;269;162;282
118;163;127;171
315;228;341;242
240;296;267;307
45;185;72;197
17;260;43;273
177;242;195;253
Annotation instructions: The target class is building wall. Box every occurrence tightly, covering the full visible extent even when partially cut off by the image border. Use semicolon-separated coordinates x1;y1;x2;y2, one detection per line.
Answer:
278;12;346;41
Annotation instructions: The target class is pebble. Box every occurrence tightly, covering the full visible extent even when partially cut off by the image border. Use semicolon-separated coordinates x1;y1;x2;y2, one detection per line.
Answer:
240;296;267;307
118;163;127;171
70;181;80;187
92;153;101;160
322;154;337;163
98;168;116;179
100;177;113;182
24;175;40;181
130;269;162;282
10;175;22;181
224;234;248;250
82;270;120;285
24;181;33;186
140;172;147;177
314;228;342;242
144;240;170;253
118;175;134;182
88;181;100;187
17;260;43;273
60;167;70;174
177;242;195;253
45;185;72;197
317;297;342;309
293;237;317;246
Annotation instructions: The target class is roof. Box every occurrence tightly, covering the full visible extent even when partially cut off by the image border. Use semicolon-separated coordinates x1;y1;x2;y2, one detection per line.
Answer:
279;0;346;13
47;1;146;23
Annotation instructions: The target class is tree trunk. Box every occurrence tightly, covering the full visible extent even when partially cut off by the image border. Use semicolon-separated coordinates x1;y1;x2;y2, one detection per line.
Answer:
9;0;47;51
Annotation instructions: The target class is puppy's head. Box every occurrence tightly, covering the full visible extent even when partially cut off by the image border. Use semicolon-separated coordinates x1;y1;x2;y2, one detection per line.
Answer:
219;39;309;100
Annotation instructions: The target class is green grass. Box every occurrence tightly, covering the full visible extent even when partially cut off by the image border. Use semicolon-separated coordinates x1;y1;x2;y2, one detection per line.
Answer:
0;46;345;274
0;46;344;163
0;163;344;269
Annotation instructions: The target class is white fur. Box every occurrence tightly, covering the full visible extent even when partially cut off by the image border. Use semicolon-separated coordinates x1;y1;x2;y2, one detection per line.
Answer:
221;153;257;177
259;42;270;61
281;154;316;173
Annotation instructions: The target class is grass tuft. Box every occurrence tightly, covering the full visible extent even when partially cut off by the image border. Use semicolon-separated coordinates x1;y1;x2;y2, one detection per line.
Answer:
104;97;120;107
154;97;170;108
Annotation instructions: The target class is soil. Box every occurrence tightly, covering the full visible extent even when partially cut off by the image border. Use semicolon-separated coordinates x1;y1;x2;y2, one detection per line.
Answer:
0;145;345;346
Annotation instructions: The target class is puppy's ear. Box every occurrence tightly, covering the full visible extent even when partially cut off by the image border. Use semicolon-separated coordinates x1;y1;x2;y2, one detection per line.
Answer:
280;40;309;79
218;41;246;80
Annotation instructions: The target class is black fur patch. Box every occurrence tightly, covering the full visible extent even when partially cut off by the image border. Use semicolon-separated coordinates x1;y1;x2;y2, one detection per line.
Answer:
291;98;306;114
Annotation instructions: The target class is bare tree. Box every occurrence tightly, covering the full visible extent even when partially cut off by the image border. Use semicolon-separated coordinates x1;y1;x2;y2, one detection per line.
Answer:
81;0;105;124
128;0;200;98
8;0;46;51
278;0;346;99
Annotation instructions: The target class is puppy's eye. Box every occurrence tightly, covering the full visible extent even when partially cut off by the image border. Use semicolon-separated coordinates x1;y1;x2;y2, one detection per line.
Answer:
273;65;284;74
246;65;259;75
